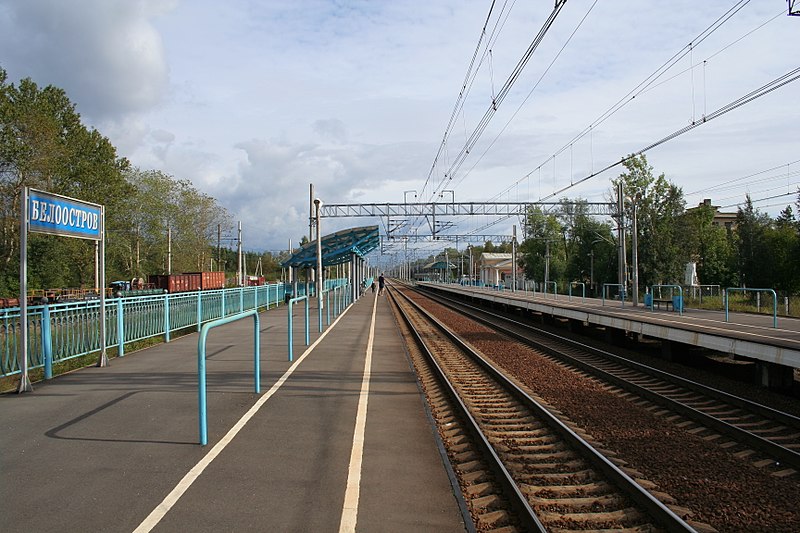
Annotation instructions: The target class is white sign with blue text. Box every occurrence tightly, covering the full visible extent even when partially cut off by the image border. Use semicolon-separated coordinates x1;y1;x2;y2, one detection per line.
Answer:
28;189;102;240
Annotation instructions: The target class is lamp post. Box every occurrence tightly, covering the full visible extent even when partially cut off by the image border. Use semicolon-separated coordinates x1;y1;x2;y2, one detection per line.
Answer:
589;238;604;297
467;244;473;284
314;198;323;310
617;182;626;299
625;196;639;307
544;240;551;287
512;225;517;292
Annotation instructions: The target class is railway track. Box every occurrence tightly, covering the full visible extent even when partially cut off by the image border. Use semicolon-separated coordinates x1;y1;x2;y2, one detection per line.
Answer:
388;284;697;532
415;284;800;476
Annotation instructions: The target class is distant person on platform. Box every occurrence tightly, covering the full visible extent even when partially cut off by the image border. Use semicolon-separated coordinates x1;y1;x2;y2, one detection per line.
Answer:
371;279;376;293
378;273;385;294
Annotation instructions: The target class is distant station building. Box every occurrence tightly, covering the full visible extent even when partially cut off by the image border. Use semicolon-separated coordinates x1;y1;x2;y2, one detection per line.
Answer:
686;198;738;231
415;260;457;282
479;252;515;287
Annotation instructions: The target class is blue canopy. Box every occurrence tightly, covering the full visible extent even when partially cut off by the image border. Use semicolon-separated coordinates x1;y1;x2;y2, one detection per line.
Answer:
282;225;379;268
429;260;457;270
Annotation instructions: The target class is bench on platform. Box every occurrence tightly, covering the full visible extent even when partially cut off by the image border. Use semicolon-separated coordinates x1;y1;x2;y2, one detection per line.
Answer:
651;298;673;310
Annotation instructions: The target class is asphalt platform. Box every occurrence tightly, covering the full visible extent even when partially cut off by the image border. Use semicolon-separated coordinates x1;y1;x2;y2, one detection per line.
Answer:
1;292;466;532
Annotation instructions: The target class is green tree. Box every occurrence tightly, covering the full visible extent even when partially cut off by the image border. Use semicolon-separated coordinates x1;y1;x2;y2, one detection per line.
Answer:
734;196;772;288
678;202;735;287
610;154;686;289
520;206;564;284
0;68;129;292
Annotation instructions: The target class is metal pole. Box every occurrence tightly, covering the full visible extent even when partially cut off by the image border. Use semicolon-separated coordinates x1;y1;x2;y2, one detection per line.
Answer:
314;198;323;316
288;239;293;284
512;225;517;292
167;226;172;275
631;200;639;306
617;182;626;298
237;221;242;286
309;183;314;295
468;246;473;284
544;241;550;288
136;225;141;275
94;241;99;290
98;206;108;367
18;187;32;392
309;183;314;242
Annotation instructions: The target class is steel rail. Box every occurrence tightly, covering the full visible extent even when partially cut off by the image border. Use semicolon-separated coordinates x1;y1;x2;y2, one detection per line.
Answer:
420;285;800;472
388;286;545;532
390;284;695;532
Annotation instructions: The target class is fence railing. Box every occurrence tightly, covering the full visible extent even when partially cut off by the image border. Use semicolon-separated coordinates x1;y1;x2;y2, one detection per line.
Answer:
0;281;302;379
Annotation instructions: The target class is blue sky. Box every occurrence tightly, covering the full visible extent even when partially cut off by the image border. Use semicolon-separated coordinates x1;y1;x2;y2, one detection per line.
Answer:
1;0;798;257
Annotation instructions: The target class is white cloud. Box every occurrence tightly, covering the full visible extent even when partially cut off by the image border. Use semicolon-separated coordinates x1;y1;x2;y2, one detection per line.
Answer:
2;0;798;254
0;0;174;121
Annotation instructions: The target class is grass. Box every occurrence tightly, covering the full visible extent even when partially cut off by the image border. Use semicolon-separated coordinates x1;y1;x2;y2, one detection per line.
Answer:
683;295;798;318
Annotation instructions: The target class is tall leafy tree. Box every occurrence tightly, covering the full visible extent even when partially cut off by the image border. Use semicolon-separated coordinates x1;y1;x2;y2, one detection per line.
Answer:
117;169;231;279
0;68;129;292
519;206;564;284
678;201;735;287
734;195;772;288
609;154;686;289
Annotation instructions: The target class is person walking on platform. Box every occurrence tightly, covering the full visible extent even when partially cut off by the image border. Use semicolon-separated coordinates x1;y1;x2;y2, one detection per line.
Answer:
371;279;376;293
378;273;385;294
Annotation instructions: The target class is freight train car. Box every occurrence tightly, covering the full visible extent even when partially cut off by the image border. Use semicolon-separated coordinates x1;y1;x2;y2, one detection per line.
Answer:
148;271;226;293
187;271;226;290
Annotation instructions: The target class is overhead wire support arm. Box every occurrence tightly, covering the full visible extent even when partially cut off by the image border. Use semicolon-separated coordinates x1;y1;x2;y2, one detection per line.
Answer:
319;201;614;219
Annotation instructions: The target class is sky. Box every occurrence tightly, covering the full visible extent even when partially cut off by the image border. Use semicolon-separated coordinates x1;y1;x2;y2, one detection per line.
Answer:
1;0;798;263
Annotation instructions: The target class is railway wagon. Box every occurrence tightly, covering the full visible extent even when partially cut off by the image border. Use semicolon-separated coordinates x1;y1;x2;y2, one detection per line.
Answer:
148;271;225;293
186;271;226;290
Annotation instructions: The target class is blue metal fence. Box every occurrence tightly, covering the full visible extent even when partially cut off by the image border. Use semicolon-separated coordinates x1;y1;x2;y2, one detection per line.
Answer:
0;281;300;378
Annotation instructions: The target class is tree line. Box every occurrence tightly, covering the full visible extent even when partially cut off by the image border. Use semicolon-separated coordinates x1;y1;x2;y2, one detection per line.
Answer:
0;68;291;295
409;154;799;298
519;155;800;297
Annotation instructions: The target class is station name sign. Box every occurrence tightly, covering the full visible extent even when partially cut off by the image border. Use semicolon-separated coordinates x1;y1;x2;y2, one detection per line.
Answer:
28;189;102;240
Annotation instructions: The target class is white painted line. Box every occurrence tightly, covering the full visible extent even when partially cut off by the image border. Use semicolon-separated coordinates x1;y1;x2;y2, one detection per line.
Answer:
338;293;378;533
133;302;355;533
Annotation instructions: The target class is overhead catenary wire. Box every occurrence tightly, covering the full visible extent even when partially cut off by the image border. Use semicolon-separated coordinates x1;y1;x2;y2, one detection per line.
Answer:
413;1;748;243
720;190;800;210
488;0;756;205
420;0;508;200
687;158;800;196
447;0;600;211
423;0;762;246
541;65;800;201
402;1;787;253
425;0;568;203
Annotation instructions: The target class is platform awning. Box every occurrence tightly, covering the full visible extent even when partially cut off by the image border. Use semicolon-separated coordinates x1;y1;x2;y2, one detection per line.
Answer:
429;260;457;270
281;225;379;268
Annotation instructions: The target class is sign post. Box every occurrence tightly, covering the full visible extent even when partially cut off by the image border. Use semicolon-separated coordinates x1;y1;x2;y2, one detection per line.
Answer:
18;188;105;393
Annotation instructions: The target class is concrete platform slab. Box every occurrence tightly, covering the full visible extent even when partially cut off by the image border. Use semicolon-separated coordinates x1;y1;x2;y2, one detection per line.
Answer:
1;294;464;532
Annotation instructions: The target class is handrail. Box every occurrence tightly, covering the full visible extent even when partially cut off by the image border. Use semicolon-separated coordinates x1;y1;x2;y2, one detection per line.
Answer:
197;310;260;445
318;289;327;333
725;287;777;328
543;281;558;299
602;283;625;307
288;295;309;361
2;280;353;381
650;284;684;316
568;282;585;302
